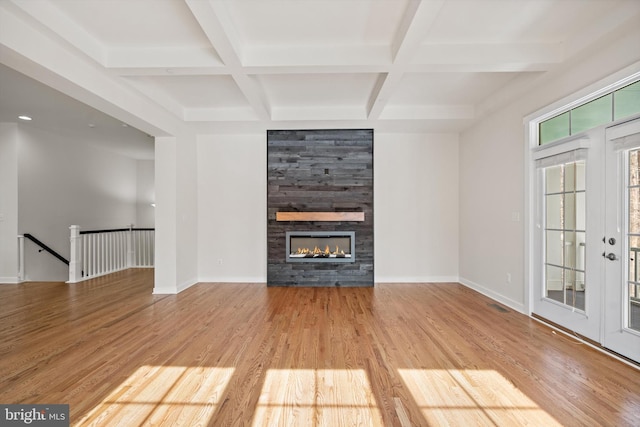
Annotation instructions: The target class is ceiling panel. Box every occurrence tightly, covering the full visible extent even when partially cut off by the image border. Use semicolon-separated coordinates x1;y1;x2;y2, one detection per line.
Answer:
389;72;520;105
257;73;380;107
425;0;624;43
54;0;212;48
228;0;411;46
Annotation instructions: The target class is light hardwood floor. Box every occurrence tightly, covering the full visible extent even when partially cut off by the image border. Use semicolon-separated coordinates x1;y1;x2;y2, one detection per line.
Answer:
1;269;639;426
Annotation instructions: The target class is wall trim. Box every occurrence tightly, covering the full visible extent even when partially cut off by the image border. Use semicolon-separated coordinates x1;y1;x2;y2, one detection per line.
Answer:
198;277;266;284
375;276;460;283
459;277;525;314
197;281;266;286
0;276;20;284
177;277;198;293
153;277;198;294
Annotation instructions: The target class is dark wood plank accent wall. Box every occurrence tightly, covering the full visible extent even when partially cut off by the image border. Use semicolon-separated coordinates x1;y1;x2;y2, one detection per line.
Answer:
267;129;374;287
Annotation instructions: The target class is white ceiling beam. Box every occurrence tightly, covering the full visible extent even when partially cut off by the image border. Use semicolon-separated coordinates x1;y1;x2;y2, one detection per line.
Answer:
6;0;106;64
110;67;230;76
367;0;446;120
106;47;223;69
184;107;259;122
185;0;270;120
108;42;560;76
244;65;392;75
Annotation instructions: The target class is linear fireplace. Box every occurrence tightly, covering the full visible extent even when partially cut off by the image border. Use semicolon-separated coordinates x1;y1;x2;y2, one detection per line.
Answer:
286;231;355;263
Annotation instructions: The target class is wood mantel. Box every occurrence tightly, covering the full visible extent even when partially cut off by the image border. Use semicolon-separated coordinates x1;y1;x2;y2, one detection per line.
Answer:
276;212;365;222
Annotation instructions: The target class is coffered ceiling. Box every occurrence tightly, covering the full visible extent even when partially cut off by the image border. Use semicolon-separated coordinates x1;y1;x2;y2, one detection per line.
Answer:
1;0;639;152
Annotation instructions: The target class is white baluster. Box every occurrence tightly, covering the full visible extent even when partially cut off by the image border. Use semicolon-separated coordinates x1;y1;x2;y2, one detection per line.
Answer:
127;225;134;268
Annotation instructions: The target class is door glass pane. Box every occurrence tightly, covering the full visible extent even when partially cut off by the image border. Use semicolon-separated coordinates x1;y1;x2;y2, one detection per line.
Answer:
628;149;640;331
564;232;576;269
565;193;576;230
545;165;563;193
571;94;613;135
546;195;562;229
630;187;640;234
630;150;640;186
575;232;586;272
546;265;564;303
575;163;586;191
614;81;640;121
565;163;576;191
546;231;564;266
543;160;586;311
576;192;586;230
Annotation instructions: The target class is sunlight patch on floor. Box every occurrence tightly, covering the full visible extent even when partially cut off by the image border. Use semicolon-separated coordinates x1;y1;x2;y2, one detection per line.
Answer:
252;369;384;426
398;369;562;426
76;365;235;426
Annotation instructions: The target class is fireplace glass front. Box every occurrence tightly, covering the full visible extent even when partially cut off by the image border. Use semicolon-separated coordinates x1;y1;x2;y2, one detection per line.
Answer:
286;231;355;263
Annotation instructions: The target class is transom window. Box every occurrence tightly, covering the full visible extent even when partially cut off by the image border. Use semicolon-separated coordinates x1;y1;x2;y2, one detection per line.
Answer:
540;80;640;145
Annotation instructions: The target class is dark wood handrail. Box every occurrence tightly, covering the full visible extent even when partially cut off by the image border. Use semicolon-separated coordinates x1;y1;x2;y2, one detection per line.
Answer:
80;227;155;235
23;233;69;266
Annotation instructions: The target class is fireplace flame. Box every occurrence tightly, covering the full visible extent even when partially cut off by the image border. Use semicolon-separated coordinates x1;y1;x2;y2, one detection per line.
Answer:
295;245;346;256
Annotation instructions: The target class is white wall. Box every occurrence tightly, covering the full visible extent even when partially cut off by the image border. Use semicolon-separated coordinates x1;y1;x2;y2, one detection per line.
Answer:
459;21;640;313
0;123;19;283
176;132;199;290
18;126;139;281
136;159;155;228
197;134;267;282
153;132;199;294
375;133;459;282
196;132;459;283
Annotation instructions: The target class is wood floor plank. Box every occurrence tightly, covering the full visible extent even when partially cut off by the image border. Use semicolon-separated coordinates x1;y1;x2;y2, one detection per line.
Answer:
1;271;639;426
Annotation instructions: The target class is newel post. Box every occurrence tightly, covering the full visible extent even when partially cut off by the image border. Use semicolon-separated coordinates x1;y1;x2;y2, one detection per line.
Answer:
127;224;135;268
17;235;25;282
69;225;82;283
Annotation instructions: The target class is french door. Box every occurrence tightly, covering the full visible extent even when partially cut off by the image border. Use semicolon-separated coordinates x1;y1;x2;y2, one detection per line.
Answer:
604;118;640;362
533;118;640;363
532;129;603;342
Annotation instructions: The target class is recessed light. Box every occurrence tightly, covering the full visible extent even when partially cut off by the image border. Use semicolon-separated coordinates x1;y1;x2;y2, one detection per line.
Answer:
88;123;95;128
18;115;32;121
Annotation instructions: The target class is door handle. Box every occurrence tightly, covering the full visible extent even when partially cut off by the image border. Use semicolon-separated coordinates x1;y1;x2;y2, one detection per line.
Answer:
603;252;618;261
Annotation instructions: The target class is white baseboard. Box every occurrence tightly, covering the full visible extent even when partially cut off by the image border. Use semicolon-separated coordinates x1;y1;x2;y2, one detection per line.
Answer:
177;277;198;293
459;277;525;314
154;277;198;294
0;276;20;284
375;276;459;283
197;276;266;284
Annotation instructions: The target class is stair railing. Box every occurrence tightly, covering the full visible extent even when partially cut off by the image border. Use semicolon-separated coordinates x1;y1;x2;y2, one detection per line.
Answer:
17;233;70;282
68;225;155;283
